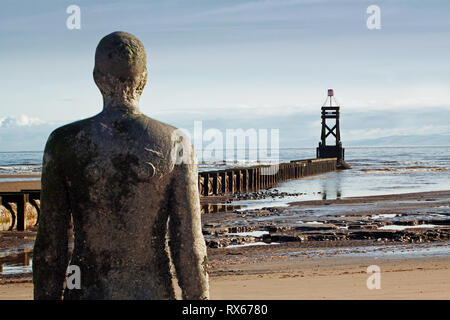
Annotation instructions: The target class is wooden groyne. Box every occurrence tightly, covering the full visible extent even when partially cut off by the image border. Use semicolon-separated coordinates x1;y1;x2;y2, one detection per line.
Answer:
198;158;337;196
0;190;40;231
0;157;337;231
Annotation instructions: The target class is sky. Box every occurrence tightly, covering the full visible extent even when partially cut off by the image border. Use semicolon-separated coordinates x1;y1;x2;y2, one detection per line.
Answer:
1;0;450;150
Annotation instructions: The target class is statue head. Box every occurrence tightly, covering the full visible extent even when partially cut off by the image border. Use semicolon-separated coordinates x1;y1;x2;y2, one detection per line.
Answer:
93;31;147;110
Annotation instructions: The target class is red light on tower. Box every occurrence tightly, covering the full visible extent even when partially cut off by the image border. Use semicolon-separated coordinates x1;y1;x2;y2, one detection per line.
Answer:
328;89;334;97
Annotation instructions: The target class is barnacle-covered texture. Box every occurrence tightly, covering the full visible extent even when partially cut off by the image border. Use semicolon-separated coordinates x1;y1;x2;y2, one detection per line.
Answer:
33;31;209;300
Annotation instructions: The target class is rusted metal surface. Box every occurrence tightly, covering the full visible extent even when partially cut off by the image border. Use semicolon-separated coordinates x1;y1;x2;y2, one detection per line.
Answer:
316;90;350;169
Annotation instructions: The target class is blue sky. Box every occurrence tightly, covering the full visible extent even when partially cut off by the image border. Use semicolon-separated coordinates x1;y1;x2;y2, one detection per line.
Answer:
1;0;450;150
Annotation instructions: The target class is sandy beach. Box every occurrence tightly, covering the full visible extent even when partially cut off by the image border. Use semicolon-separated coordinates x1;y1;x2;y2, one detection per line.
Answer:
211;255;450;300
0;175;40;192
1;255;448;300
1;177;449;300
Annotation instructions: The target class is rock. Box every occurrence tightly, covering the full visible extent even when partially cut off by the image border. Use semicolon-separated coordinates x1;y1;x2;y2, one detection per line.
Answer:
0;205;13;231
294;223;338;231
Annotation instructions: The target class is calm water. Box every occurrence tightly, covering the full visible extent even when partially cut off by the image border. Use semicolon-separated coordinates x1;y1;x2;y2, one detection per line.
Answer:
231;146;450;209
0;151;42;175
0;251;32;275
1;146;450;275
1;147;450;201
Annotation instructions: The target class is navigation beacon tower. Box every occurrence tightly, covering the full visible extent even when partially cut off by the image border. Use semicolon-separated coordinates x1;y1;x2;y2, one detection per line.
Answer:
316;89;350;169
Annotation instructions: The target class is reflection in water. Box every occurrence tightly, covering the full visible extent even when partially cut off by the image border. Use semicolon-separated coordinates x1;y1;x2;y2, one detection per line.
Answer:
201;204;243;214
1;248;75;275
321;171;342;200
0;251;33;275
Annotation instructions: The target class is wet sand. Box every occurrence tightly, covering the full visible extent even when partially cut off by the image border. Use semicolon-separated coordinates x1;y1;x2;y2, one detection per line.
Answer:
0;176;40;192
202;190;450;248
0;177;449;299
210;255;450;300
1;255;448;300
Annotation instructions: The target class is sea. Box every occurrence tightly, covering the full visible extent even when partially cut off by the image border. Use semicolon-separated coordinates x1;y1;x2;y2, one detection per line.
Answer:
1;146;450;275
1;146;450;207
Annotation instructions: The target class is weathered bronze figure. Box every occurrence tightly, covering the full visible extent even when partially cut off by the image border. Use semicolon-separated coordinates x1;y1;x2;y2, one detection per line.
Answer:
33;31;209;300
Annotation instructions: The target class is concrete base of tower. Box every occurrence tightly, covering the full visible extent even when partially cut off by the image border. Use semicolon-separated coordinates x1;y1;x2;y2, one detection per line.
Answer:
316;145;351;170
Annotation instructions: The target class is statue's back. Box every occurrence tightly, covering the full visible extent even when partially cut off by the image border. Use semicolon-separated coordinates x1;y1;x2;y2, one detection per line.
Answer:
33;31;209;300
50;112;177;299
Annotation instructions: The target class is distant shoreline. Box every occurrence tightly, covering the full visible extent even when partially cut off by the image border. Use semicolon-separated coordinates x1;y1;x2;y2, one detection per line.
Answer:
1;145;450;153
0;178;41;192
0;175;41;179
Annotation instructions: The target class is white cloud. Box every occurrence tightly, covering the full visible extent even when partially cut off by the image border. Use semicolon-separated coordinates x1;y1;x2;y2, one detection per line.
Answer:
0;115;44;128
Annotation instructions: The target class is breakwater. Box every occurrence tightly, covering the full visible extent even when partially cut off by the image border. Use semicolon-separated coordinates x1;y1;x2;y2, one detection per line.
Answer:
198;158;337;196
0;190;40;231
0;157;338;231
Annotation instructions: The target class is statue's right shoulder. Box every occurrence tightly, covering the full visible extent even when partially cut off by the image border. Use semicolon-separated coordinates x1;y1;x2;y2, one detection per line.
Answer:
44;116;97;155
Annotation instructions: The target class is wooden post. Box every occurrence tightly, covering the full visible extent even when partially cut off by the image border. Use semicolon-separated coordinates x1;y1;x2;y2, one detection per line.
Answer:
16;194;28;231
242;170;248;193
256;167;260;190
229;171;235;194
248;169;254;192
203;173;209;196
220;171;227;194
212;172;219;195
198;176;203;196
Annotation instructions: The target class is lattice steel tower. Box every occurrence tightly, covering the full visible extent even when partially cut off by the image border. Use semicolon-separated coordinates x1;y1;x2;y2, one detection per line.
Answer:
316;89;348;168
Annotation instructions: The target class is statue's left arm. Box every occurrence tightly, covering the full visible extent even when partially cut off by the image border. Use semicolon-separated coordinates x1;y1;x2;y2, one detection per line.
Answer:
33;132;71;300
168;134;209;300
